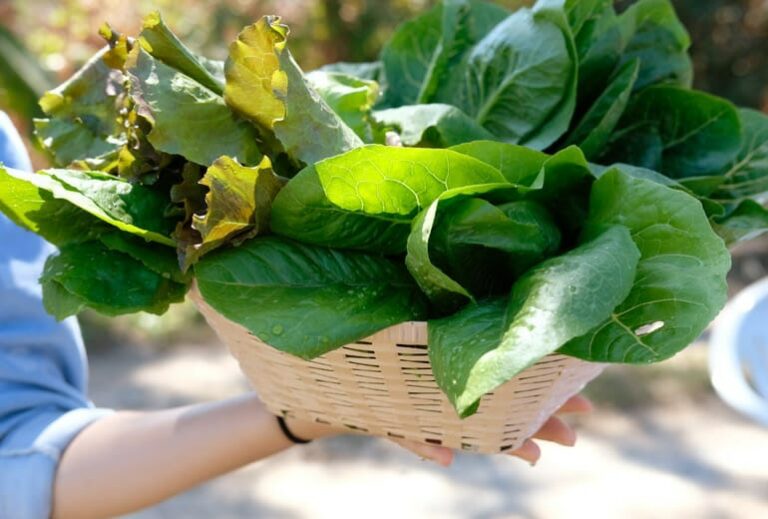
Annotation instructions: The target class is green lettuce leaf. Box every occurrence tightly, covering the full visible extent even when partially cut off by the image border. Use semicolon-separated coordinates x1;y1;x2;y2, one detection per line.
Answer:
35;47;126;170
317;61;381;81
712;200;768;246
41;240;187;319
380;0;509;107
438;6;577;149
224;16;363;166
372;104;494;147
710;108;768;204
618;0;693;91
138;11;224;95
560;169;730;362
270;145;507;253
565;59;639;160
195;236;427;359
450;140;548;185
128;49;262;167
603;86;742;179
429;224;639;416
0;165;107;246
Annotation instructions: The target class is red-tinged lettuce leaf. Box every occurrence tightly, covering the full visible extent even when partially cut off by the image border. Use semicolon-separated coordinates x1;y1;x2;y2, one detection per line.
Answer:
195;236;427;359
41;240;187;320
224;16;363;166
182;156;284;268
127;49;262;168
428;224;639;417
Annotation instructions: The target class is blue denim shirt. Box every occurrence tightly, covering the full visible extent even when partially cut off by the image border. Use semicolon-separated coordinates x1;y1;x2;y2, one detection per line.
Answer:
0;112;111;519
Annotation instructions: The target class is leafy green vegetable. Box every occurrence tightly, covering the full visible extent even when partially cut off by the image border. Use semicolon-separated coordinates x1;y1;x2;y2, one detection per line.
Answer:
128;49;263;167
186;156;284;267
195;236;427;359
564;59;639;159
42;240;187;320
224;16;362;166
138;11;224;95
604;86;742;180
305;70;379;141
561;169;730;362
271;145;506;253
429;224;639;416
372;104;494;147
438;7;576;149
711;109;768;204
712;200;768;246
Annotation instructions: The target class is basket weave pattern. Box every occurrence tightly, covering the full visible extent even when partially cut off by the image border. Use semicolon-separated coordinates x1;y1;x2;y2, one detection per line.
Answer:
195;294;605;454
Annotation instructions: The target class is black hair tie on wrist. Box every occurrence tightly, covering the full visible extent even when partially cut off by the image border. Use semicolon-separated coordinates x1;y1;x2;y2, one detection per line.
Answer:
276;415;313;444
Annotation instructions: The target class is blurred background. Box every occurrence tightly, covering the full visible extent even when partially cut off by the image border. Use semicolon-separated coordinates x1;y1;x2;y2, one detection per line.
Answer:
1;1;767;517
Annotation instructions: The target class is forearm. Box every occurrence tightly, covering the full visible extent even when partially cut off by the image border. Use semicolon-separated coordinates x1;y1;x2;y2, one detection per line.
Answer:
51;394;327;519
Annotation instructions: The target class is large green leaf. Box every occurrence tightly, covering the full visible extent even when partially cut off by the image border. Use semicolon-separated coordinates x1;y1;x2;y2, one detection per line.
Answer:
0;165;107;246
139;11;224;95
429;225;640;417
561;169;730;363
372;104;494;147
41;240;187;319
128;49;262;167
711;109;768;204
305;70;379;141
380;0;509;107
317;61;381;81
618;0;692;91
195;236;427;359
2;166;175;246
439;7;576;149
565;59;639;160
224;16;362;166
35;47;126;170
99;232;189;284
270;145;507;253
604;87;742;179
186;156;284;267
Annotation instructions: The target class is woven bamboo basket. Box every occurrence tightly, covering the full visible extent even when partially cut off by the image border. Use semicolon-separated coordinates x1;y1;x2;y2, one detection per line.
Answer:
193;290;606;454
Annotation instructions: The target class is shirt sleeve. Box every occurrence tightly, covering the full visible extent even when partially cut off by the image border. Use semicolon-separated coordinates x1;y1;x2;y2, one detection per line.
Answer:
0;112;113;519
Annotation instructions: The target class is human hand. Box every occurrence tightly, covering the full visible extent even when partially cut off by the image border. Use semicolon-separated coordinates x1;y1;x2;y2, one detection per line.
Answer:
284;394;593;466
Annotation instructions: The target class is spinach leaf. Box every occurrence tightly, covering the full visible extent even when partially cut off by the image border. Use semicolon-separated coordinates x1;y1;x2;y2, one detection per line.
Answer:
604;86;742;179
372;104;494;147
128;49;263;167
561;169;730;363
42;240;187;320
195;236;427;359
270;145;506;253
429;224;639;416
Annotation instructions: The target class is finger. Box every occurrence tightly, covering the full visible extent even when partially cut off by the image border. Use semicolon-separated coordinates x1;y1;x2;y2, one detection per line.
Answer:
531;416;576;446
556;394;594;415
507;439;541;465
392;438;454;467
